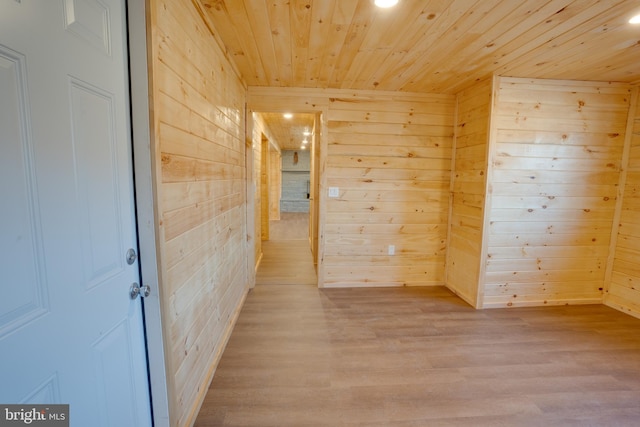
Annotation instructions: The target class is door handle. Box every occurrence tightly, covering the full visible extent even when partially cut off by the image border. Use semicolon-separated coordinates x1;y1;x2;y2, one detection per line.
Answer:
130;283;151;300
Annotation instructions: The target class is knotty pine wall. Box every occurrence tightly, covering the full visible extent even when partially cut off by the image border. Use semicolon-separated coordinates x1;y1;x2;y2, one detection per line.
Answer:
324;95;454;287
149;0;248;425
248;88;455;288
482;77;631;308
606;88;640;318
446;78;493;307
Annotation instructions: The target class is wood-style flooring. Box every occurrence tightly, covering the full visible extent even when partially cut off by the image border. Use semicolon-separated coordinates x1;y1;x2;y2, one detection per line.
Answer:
256;212;317;286
255;240;317;286
267;212;309;241
195;287;640;426
195;214;640;426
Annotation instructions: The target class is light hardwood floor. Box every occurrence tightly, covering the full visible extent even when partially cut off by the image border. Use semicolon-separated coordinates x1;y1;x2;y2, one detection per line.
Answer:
268;212;309;241
196;210;640;426
256;212;317;286
195;282;640;426
255;240;317;286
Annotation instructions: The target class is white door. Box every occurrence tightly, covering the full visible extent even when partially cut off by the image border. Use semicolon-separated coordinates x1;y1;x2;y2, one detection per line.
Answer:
0;1;152;425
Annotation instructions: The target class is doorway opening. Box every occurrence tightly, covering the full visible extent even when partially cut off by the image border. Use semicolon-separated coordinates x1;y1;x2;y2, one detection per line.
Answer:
251;111;320;285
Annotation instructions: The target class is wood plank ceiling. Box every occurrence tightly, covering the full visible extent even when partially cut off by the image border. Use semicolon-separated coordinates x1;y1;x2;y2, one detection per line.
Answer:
199;0;640;95
257;112;315;151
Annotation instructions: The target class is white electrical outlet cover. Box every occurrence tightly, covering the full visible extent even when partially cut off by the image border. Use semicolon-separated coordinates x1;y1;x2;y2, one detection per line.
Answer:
328;187;339;198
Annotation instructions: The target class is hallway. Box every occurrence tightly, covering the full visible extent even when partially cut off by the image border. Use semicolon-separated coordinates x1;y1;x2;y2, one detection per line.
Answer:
255;212;317;286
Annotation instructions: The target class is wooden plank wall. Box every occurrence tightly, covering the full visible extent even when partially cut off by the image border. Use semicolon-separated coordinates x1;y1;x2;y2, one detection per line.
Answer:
248;88;455;287
606;88;640;318
483;77;631;308
270;150;281;220
446;78;492;307
324;94;454;287
149;0;248;425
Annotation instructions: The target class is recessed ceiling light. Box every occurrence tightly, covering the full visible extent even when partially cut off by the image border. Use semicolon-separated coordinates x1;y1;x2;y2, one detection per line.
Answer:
630;14;640;24
300;145;306;150
375;0;398;8
302;139;308;144
303;131;311;136
283;113;293;119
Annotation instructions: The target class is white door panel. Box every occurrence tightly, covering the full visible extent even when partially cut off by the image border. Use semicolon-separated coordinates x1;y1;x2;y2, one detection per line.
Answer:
0;0;151;425
0;46;49;339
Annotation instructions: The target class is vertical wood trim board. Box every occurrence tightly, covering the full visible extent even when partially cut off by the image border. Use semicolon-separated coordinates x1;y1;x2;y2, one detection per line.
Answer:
150;0;249;425
477;75;501;308
444;84;459;298
309;113;322;265
260;135;270;240
483;77;632;308
251;113;262;269
446;78;492;307
604;88;638;290
269;150;281;220
244;108;256;288
606;87;640;318
317;109;329;286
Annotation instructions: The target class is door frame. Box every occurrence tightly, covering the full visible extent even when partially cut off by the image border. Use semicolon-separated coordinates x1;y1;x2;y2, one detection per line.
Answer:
260;133;270;241
309;112;322;265
127;1;170;425
246;91;329;286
